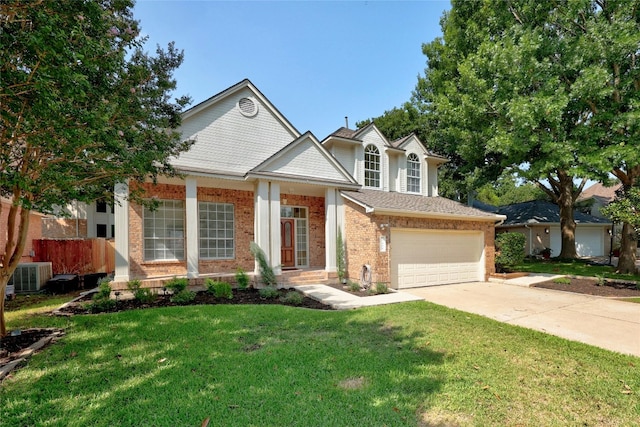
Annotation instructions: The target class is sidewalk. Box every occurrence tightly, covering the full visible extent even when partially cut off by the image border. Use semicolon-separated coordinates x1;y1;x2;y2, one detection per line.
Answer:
402;280;640;357
295;284;423;310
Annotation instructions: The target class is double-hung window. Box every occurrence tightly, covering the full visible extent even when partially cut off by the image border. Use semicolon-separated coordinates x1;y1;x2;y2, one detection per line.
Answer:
199;202;234;259
407;153;421;193
364;145;381;188
143;200;185;261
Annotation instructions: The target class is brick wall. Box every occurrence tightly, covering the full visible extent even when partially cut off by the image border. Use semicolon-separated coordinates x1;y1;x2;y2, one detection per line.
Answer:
343;200;497;286
281;194;325;268
41;218;88;239
0;199;43;263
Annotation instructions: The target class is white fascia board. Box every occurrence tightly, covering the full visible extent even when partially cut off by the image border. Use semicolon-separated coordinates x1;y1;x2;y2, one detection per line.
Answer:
372;206;507;222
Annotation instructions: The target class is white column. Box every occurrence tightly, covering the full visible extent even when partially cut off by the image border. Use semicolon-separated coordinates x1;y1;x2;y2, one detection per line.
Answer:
113;182;130;282
325;188;337;273
269;182;281;275
254;181;270;276
185;178;199;279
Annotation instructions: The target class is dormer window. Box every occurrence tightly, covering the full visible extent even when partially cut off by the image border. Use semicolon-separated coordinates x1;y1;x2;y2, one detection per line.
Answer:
364;145;381;188
407;153;421;193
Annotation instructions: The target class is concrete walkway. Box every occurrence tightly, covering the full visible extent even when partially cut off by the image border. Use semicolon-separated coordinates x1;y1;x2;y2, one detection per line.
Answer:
295;284;423;310
403;281;640;357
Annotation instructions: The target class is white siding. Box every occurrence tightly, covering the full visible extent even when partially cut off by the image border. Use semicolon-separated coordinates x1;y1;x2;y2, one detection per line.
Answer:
332;145;355;177
359;128;387;190
262;138;349;182
174;87;298;175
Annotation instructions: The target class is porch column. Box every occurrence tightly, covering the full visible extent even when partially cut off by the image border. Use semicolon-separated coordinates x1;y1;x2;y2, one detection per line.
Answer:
185;177;199;279
254;181;270;276
269;183;281;275
113;182;130;282
325;188;337;274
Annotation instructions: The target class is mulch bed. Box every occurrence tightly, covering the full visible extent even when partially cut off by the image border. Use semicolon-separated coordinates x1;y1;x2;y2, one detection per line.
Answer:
532;277;640;297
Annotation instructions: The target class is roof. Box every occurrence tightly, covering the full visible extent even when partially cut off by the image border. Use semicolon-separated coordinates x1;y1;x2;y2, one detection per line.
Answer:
340;189;505;221
327;127;359;140
576;182;621;204
496;200;611;226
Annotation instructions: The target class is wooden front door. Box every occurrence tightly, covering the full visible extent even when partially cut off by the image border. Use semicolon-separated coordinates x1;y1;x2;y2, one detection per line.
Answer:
281;219;295;268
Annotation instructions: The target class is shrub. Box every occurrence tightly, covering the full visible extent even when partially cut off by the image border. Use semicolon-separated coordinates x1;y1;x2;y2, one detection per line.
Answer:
170;289;196;304
553;277;571;285
595;274;606;286
95;278;112;299
495;232;526;272
87;279;116;312
280;290;303;305
165;277;188;293
127;279;157;304
368;282;389;295
336;228;346;283
235;267;250;290
259;286;279;299
250;242;277;286
205;279;233;299
347;281;361;292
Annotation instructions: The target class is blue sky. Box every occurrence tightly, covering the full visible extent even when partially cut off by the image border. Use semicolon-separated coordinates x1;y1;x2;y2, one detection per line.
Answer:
133;1;450;139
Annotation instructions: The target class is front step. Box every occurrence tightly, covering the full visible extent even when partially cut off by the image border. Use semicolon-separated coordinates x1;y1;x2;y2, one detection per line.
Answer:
279;269;333;285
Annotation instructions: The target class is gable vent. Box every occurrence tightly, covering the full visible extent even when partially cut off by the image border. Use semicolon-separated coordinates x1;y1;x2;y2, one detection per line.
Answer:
238;97;258;117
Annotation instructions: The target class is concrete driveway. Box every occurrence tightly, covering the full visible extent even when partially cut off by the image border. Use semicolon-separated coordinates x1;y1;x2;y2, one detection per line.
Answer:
403;281;640;357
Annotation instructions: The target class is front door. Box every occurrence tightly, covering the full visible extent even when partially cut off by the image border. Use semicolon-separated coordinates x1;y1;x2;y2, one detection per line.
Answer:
281;219;295;268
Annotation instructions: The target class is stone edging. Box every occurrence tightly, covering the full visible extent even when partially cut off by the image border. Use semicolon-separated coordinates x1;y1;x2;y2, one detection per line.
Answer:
0;329;65;382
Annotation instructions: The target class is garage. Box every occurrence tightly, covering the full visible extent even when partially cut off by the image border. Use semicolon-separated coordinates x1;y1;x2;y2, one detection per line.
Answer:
391;229;485;289
550;226;605;257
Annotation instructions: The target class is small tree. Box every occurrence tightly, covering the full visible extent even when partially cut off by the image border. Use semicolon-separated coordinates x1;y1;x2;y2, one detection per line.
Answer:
336;228;346;283
249;242;277;287
495;232;526;273
0;0;192;336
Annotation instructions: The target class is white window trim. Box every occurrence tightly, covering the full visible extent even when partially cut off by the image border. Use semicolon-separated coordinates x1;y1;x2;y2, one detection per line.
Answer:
143;199;185;262
198;202;235;260
407;153;421;194
364;144;381;189
281;206;309;268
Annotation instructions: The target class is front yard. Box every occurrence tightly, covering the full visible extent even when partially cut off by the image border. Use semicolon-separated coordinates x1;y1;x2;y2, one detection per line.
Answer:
1;296;638;426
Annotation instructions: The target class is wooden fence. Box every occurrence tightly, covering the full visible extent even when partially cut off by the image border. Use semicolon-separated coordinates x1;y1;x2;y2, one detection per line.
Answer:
33;238;115;276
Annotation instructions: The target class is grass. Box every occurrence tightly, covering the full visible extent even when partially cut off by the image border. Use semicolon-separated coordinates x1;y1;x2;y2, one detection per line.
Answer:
2;299;639;426
513;258;640;282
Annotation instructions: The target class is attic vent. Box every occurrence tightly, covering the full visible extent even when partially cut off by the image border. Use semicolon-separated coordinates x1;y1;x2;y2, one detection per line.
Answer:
238;97;258;117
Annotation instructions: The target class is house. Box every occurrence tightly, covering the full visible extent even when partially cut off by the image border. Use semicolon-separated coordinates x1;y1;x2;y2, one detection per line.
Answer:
41;200;115;239
575;182;621;218
494;200;611;257
112;79;505;289
1;197;44;263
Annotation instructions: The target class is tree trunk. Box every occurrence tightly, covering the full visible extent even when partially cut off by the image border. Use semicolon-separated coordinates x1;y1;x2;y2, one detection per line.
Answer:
617;222;638;274
557;172;578;259
0;275;7;337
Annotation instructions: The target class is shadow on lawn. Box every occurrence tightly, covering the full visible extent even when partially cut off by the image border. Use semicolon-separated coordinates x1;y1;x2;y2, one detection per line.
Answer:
2;305;447;426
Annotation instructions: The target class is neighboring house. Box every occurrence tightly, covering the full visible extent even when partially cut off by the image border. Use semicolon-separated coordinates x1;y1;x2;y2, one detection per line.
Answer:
493;200;611;257
112;79;505;289
575;182;621;218
42;200;115;239
0;198;44;263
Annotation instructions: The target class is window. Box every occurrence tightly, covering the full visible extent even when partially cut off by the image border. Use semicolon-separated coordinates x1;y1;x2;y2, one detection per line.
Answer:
96;200;107;213
143;200;185;261
199;202;234;259
96;224;107;238
364;145;380;188
407;153;421;193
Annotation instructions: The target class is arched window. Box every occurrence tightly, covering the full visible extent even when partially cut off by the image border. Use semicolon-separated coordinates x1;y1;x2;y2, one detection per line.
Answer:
407;153;421;193
364;145;380;188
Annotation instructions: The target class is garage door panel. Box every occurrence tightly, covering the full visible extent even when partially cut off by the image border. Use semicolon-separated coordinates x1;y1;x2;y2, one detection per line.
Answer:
392;230;484;289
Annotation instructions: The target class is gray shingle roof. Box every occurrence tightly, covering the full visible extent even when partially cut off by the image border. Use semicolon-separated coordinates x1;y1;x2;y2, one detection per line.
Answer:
341;189;504;220
328;127;359;140
497;200;611;226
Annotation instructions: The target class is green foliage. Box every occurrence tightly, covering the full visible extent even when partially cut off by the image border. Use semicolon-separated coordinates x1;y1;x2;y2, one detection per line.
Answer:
495;233;526;271
235;267;250;290
348;281;362;292
336;228;346;282
258;286;279;299
476;174;547;206
165;277;188;293
250;242;277;286
602;187;640;230
95;279;113;300
170;290;196;304
87;279;115;312
279;291;303;305
205;279;233;300
126;280;157;304
368;282;389;295
0;0;192;335
595;274;606;287
553;277;571;285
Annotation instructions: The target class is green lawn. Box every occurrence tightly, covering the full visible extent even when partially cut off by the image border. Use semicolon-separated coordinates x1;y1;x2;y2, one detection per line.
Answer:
2;300;638;426
513;258;640;282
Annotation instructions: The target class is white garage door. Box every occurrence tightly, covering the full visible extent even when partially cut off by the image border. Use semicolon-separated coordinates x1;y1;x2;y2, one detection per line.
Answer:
550;227;604;257
391;229;484;289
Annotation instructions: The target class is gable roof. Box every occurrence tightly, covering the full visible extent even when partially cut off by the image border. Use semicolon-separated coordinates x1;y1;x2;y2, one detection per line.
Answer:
341;189;505;221
497;200;610;226
249;132;359;188
390;133;448;162
576;182;621;204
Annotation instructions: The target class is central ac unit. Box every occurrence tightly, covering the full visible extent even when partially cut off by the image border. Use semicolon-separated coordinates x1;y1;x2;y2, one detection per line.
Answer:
9;262;53;293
